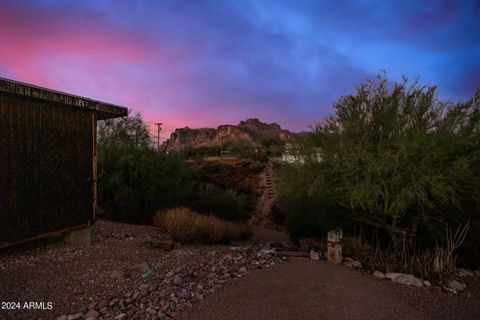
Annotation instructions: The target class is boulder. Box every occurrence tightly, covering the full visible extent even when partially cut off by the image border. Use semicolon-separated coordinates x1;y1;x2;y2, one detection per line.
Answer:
458;268;474;277
393;274;423;288
310;251;320;260
448;280;466;292
385;272;403;281
373;271;385;279
352;260;362;269
423;280;431;287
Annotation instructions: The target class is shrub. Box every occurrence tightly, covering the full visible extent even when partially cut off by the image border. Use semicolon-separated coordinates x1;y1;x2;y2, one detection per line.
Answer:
97;113;198;224
190;184;249;221
153;207;252;243
278;75;480;266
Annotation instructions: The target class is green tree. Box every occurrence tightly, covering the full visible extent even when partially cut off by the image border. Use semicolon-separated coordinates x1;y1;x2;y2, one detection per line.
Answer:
278;75;480;261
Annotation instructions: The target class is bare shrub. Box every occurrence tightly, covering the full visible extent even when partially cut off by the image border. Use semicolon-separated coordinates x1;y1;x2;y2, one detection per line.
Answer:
349;222;469;284
153;207;252;244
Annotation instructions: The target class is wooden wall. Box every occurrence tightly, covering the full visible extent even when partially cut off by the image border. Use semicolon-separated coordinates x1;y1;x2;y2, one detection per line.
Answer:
0;91;95;245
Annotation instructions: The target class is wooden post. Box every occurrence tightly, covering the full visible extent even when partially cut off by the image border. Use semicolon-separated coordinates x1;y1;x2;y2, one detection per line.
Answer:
327;228;343;264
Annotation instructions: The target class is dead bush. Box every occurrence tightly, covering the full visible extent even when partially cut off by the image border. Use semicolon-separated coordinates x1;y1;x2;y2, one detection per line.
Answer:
153;207;252;244
349;222;469;284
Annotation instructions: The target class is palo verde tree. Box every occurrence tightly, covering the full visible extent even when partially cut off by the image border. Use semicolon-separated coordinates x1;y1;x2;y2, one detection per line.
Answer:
278;74;480;255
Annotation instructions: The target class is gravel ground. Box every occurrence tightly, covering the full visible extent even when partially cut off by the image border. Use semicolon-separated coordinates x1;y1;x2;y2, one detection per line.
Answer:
0;220;284;320
180;258;480;320
1;220;479;320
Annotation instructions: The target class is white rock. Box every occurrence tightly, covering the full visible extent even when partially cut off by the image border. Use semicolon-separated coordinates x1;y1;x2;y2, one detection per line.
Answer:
393;274;423;288
373;271;385;279
447;280;465;291
385;272;403;281
310;251;320;260
458;268;474;277
423;280;431;286
352;260;362;269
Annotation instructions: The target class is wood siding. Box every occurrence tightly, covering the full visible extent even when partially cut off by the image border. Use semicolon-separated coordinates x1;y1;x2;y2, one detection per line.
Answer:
0;91;95;245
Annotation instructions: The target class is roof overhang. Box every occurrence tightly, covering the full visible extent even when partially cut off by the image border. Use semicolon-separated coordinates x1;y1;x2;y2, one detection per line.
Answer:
0;77;128;120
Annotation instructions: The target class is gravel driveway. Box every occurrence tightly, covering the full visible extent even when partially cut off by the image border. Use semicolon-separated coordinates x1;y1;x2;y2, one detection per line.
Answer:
180;258;480;320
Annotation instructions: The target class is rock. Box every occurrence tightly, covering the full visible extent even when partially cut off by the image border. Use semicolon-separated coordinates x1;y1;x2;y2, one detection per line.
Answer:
84;309;99;319
114;314;127;320
128;262;150;273
87;302;97;310
352;260;362;269
423;280;431;287
56;316;68;320
239;266;247;273
343;261;353;268
393;274;423;288
109;270;125;279
458;268;474;277
98;300;107;309
173;275;183;286
373;271;385;279
310;251;320;260
448;280;465;292
67;312;84;320
385;272;403;281
146;308;157;315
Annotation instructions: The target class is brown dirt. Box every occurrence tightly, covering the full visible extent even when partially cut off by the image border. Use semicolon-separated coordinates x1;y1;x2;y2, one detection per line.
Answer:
180;258;480;320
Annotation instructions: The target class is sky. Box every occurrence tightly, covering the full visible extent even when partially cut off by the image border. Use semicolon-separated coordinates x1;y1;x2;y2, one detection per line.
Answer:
0;0;479;135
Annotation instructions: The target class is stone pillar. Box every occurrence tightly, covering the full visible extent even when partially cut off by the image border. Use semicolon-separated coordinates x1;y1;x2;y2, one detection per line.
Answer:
327;228;343;264
63;226;91;246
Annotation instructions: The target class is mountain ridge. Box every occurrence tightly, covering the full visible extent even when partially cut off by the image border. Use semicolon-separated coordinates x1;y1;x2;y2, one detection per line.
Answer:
165;118;295;149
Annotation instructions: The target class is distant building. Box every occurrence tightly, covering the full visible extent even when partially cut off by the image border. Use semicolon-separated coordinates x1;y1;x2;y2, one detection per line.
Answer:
282;143;322;164
0;77;127;248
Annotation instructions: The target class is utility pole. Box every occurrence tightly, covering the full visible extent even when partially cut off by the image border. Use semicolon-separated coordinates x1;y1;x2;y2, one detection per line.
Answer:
154;122;163;151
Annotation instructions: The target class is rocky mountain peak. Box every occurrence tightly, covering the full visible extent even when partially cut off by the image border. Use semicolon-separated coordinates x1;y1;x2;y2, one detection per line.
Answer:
165;119;294;149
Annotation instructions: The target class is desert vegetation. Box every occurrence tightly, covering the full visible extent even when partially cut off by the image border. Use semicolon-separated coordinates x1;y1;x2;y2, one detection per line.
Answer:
96;113;259;238
277;75;480;271
153;207;252;243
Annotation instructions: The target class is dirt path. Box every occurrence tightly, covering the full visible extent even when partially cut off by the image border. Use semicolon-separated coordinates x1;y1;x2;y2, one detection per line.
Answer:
180;258;480;320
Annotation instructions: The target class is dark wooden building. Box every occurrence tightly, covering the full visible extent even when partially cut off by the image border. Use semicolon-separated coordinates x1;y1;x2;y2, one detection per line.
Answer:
0;77;127;247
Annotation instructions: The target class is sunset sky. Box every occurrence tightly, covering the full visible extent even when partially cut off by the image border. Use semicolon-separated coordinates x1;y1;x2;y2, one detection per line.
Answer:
1;0;479;135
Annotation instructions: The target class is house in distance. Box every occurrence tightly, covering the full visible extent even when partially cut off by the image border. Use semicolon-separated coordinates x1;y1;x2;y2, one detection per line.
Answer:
0;77;128;248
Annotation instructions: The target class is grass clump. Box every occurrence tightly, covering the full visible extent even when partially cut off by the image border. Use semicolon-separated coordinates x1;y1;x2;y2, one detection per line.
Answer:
153;207;252;243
